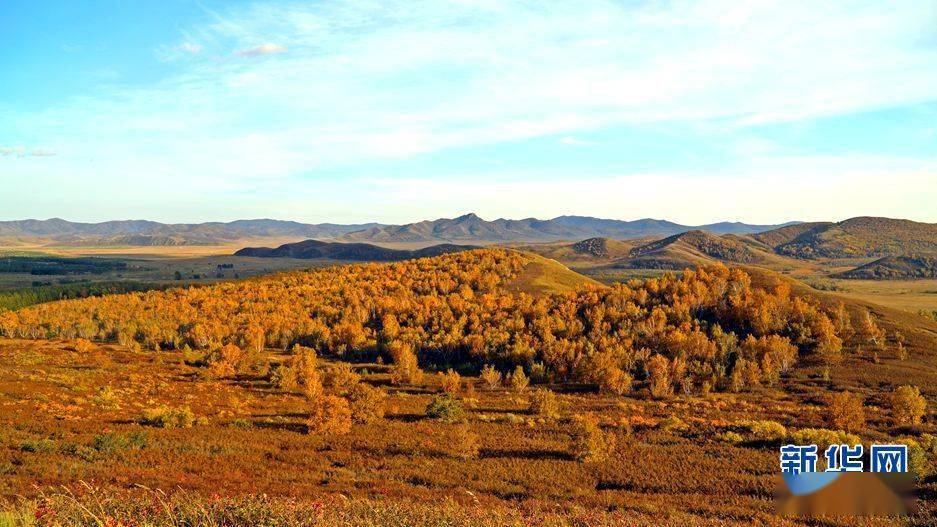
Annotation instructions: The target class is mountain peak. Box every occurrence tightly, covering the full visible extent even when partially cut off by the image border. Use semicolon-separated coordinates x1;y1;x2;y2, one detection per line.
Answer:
454;212;482;222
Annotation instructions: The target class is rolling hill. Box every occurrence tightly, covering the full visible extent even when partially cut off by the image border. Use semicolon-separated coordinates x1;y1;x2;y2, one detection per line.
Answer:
513;237;642;264
505;252;603;294
340;213;797;244
615;230;766;270
834;255;937;279
763;217;937;259
234;239;476;262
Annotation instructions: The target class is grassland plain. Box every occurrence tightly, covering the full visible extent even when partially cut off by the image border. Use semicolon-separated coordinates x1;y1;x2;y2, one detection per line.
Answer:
0;339;932;526
0;249;934;526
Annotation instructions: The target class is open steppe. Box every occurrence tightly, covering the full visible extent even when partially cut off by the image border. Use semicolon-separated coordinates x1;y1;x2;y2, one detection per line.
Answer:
0;248;934;525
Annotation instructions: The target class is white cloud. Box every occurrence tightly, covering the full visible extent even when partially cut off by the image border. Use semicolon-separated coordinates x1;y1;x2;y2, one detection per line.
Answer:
179;42;203;54
3;0;936;222
234;43;285;57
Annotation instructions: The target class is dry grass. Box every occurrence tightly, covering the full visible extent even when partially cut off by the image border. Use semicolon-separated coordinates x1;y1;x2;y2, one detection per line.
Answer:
0;338;932;526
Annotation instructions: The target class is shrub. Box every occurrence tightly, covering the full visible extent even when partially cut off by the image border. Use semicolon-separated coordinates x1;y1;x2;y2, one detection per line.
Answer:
599;367;633;396
657;416;689;434
570;414;615;463
788;428;860;448
717;431;744;444
272;346;324;398
916;433;937;477
21;438;57;454
826;391;866;432
205;343;243;378
529;362;549;384
322;362;361;393
452;423;480;460
271;362;299;392
480;364;502;389
140;406;196;429
508;365;529;393
91;431;147;454
896;341;908;361
647;354;672;398
746;420;788;442
529;389;560;419
229;419;253;430
425;394;464;422
71;338;95;353
891;385;927;427
345;383;386;424
439;369;461;395
389;344;423;385
91;385;118;408
307;395;352;435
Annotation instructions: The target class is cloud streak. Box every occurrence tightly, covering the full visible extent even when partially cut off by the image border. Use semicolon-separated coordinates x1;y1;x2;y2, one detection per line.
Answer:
234;43;285;57
0;146;56;158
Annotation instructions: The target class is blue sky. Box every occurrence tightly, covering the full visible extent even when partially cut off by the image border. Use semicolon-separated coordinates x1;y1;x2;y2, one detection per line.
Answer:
1;0;936;225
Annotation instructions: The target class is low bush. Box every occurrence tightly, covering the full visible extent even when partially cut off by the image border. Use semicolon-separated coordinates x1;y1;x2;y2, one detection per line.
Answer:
508;365;529;393
346;383;386;424
657;416;689;434
91;431;147;454
745;420;788;442
528;389;560;419
480;364;502;389
426;394;464;422
570;414;615;463
891;385;927;427
307;395;352;435
140;406;196;429
439;369;461;395
322;362;361;393
826;391;866;432
787;428;860;448
716;431;744;444
452;423;480;460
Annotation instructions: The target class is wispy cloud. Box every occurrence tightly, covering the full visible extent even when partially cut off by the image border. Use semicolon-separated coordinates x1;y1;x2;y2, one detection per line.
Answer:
234;43;285;57
179;42;203;54
3;0;936;222
0;146;56;158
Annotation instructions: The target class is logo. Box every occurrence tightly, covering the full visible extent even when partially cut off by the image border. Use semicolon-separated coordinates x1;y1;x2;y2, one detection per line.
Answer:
776;443;915;517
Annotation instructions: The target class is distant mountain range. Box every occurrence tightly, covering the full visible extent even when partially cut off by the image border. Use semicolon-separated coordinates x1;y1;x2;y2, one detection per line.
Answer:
0;218;381;246
338;213;799;244
0;214;797;247
3;217;935;270
234;240;476;261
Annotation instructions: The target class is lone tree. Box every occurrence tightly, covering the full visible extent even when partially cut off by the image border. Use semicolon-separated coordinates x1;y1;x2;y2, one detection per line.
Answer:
826;391;866;432
891;385;927;427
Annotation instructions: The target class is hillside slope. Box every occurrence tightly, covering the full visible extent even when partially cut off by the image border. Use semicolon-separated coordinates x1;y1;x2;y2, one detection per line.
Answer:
504;252;602;295
615;230;765;270
834;255;937;279
513;237;642;264
769;217;937;259
234;239;476;262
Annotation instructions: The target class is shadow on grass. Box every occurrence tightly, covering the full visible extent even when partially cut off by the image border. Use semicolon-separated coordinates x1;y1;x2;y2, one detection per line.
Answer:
480;448;574;461
250;420;308;434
